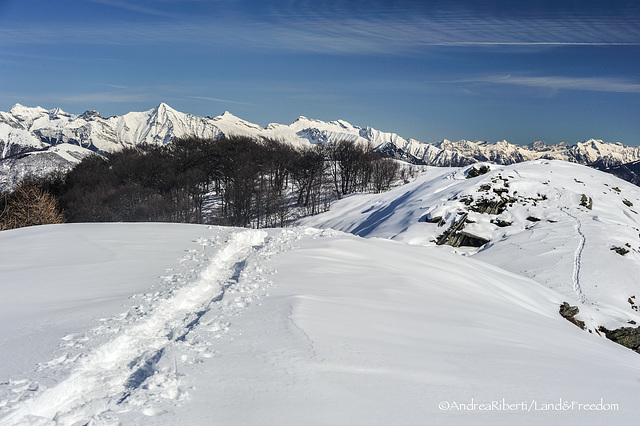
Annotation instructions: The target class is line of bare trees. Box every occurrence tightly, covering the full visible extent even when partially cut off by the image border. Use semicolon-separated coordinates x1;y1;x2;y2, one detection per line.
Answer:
0;136;400;230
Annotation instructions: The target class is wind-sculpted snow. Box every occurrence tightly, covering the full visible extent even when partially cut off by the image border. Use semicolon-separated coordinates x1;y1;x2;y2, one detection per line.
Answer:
1;223;640;424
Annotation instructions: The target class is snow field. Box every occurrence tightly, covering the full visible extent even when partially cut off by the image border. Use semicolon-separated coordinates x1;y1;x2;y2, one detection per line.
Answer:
2;158;640;424
163;234;640;425
0;226;285;424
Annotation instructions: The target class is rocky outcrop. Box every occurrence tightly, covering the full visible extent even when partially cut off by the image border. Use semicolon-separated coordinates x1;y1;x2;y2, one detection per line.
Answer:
469;198;513;215
580;194;593;210
561;301;640;354
466;165;490;179
598;326;640;353
435;213;490;248
559;302;586;330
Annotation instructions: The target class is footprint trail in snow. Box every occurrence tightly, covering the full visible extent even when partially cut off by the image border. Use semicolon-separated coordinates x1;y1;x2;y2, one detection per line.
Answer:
0;228;293;425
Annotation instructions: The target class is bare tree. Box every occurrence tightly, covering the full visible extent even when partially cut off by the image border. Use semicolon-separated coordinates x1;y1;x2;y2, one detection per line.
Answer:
371;156;400;193
0;180;65;231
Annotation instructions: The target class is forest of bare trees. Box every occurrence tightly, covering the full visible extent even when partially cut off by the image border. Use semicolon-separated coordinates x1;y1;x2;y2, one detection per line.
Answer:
0;136;401;230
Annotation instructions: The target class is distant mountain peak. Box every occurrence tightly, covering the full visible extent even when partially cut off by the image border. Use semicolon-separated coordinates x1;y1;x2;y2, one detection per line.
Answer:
8;103;48;120
9;103;26;112
212;111;264;132
153;102;179;116
219;111;240;119
80;110;103;120
48;107;72;121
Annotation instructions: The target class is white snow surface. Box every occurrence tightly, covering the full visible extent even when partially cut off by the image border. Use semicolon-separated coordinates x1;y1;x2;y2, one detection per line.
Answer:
302;160;640;331
0;124;46;158
1;216;640;424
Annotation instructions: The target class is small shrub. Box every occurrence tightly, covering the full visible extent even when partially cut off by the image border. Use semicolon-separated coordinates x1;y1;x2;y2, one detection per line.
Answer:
0;180;65;231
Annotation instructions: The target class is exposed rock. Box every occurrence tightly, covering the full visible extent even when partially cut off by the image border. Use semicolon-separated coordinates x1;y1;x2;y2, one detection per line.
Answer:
526;216;541;222
623;198;634;207
559;302;586;330
469;197;514;215
598;326;640;353
629;296;638;311
423;215;446;227
580;194;593;210
449;232;491;248
436;213;490;248
491;219;512;227
461;196;474;206
436;214;468;246
466;165;490;179
611;246;630;256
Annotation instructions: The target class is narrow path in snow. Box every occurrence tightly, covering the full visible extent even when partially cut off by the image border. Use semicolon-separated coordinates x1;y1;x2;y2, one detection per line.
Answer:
1;229;268;425
561;207;587;303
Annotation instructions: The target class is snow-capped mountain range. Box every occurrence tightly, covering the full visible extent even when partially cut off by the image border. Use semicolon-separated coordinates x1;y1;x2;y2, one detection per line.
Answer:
2;102;640;190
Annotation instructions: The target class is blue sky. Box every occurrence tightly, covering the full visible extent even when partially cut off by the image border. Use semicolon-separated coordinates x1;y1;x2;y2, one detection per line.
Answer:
1;0;639;145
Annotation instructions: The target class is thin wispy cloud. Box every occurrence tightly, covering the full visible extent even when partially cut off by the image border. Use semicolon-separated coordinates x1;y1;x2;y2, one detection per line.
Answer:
497;75;640;94
448;75;640;94
2;12;638;54
268;15;640;53
55;92;153;104
86;0;174;18
100;84;128;89
187;96;255;106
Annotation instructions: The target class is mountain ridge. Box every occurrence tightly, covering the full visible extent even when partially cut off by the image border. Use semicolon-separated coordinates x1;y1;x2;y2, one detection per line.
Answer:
2;102;640;190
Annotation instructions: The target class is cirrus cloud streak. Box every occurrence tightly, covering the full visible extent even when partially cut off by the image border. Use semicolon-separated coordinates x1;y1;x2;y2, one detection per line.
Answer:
1;13;639;55
465;75;640;94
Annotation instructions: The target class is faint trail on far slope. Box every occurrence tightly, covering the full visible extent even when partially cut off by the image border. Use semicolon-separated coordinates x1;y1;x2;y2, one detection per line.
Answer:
1;229;268;426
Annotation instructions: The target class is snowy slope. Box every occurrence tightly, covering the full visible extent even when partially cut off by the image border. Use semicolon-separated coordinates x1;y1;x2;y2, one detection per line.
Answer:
1;223;638;425
301;160;640;333
0;124;46;159
0;223;212;379
0;144;93;192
